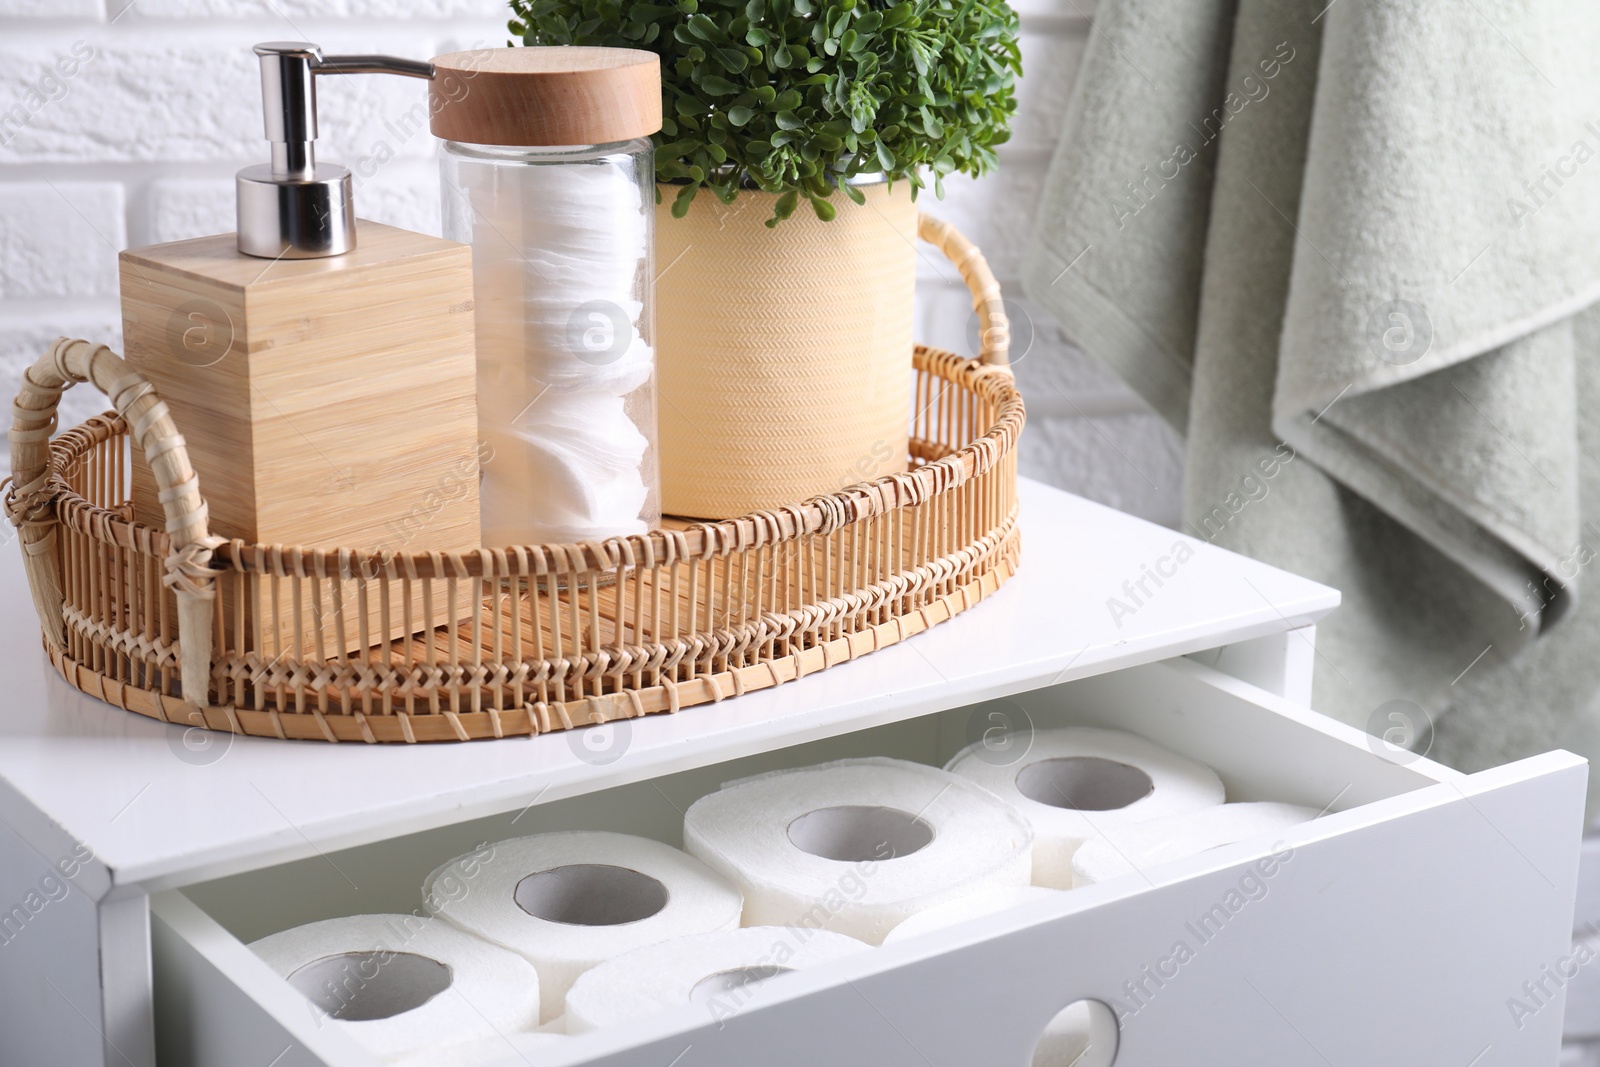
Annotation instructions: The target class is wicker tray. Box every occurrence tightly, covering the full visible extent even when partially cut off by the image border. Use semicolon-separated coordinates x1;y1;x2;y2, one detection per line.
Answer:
5;214;1023;743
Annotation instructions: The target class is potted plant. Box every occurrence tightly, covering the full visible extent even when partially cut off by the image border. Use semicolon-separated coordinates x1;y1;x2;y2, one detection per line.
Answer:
511;0;1022;518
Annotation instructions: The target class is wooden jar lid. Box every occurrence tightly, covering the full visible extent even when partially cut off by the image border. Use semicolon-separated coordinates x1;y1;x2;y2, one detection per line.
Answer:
430;47;662;147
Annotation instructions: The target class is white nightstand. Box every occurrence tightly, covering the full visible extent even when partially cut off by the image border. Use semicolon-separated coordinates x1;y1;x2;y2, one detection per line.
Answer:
0;479;1583;1066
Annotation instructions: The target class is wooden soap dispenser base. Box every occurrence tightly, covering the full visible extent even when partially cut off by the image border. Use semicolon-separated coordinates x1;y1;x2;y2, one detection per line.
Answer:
119;43;481;656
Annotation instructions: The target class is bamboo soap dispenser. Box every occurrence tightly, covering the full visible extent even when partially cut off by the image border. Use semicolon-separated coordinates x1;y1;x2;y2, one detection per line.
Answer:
119;42;479;654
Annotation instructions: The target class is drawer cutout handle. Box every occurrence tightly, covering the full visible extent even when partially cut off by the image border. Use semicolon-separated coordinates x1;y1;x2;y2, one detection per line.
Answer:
1034;998;1119;1067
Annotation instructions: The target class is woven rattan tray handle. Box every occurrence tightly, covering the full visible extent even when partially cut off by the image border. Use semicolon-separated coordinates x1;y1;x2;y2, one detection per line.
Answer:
7;337;221;706
919;213;1009;367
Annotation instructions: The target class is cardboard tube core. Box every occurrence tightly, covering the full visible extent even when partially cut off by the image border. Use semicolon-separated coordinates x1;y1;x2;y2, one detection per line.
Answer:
515;863;671;926
1015;757;1155;812
288;950;453;1021
689;964;796;1004
786;805;935;862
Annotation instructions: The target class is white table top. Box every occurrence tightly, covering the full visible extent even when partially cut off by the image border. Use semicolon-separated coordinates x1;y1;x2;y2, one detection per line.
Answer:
0;479;1339;893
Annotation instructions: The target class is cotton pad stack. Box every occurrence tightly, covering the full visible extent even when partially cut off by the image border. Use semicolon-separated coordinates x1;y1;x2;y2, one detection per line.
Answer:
946;727;1226;888
1070;802;1317;886
683;757;1034;944
249;914;541;1064
424;831;744;1023
564;926;870;1033
461;162;653;544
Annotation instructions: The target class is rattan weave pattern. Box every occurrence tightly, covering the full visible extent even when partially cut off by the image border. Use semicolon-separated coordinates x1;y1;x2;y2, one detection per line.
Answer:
8;214;1023;743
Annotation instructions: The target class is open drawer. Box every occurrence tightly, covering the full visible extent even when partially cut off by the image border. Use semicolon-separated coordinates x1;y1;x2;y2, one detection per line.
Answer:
150;657;1586;1067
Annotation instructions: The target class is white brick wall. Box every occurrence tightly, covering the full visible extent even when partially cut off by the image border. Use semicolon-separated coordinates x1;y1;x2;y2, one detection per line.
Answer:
0;0;1182;525
0;181;123;297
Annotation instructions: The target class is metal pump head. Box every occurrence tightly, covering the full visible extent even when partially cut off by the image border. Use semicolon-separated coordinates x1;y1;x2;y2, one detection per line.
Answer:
237;42;434;259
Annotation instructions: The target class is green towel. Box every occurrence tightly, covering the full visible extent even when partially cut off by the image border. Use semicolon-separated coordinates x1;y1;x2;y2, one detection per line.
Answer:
1023;0;1600;809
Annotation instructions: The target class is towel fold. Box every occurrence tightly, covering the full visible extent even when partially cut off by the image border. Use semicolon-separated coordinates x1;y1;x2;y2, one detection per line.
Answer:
1024;0;1600;805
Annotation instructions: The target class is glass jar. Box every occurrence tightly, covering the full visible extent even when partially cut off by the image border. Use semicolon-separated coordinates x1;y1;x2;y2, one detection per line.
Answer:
441;138;659;546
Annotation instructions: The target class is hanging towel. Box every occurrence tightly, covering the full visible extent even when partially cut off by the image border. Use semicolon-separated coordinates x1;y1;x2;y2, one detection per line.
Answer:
1023;0;1600;805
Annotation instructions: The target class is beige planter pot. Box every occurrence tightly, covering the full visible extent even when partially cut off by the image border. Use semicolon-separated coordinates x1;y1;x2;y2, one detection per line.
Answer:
654;181;916;519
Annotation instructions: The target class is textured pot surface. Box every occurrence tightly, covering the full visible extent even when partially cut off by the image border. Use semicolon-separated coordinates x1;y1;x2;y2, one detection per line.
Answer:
654;182;915;519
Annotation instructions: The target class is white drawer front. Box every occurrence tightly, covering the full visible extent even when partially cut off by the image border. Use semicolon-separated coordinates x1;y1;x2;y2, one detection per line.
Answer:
152;659;1586;1067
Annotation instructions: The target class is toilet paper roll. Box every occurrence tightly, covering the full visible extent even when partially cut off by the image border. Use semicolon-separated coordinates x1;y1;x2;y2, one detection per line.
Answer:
249;914;541;1064
683;757;1034;944
424;831;744;1022
1070;802;1318;886
564;926;870;1033
389;1031;564;1067
946;727;1225;888
882;885;1065;944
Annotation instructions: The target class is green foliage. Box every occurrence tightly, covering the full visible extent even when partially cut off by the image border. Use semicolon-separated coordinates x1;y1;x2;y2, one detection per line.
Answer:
508;0;1022;223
